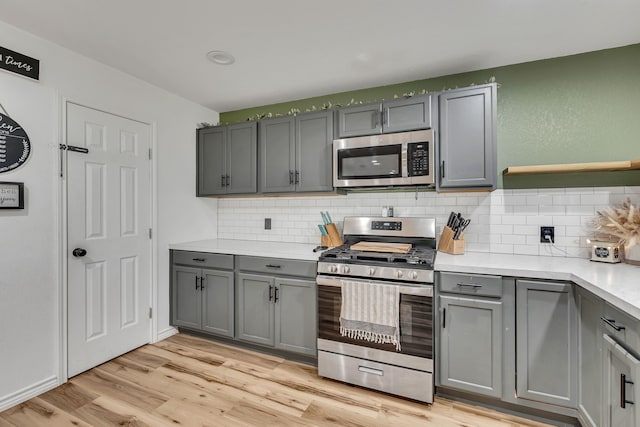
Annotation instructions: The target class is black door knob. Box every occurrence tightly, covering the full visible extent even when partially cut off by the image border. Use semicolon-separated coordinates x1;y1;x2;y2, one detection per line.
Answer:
73;248;87;257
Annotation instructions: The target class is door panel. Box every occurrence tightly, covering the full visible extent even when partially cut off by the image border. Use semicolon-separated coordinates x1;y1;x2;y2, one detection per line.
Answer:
275;278;316;355
172;266;201;329
197;127;226;195
227;122;257;194
202;269;234;337
237;273;275;346
259;117;295;193
67;103;151;377
296;111;333;193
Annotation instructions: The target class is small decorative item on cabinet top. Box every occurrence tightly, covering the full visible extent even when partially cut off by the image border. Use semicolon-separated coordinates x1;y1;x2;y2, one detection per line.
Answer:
592;198;640;265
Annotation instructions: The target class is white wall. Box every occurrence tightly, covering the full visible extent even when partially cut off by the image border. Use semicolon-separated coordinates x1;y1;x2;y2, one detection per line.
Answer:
218;186;640;258
0;20;218;409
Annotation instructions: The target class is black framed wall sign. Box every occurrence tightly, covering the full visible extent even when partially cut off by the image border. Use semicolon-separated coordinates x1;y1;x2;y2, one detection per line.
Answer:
0;112;31;173
0;46;40;80
0;182;24;209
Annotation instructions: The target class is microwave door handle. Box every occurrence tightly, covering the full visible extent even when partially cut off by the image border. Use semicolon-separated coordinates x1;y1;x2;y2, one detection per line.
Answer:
372;111;379;129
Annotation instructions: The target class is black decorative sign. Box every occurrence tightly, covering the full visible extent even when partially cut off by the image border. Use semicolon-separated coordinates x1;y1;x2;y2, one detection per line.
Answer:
0;46;40;80
0;113;31;173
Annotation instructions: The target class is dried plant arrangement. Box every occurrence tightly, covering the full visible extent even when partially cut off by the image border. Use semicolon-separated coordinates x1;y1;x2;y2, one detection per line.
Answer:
593;198;640;248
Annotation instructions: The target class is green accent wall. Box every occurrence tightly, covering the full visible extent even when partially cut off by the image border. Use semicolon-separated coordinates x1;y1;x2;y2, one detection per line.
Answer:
220;44;640;189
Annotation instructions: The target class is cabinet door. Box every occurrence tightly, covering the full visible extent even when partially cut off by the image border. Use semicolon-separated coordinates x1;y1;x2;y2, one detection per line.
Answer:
237;273;275;346
197;127;227;195
201;269;235;338
335;103;382;138
172;266;201;329
439;295;503;397
438;84;496;190
295;111;333;193
259;117;295;193
516;280;578;407
577;287;604;427
603;335;640;427
274;278;317;355
383;96;431;134
227;122;257;194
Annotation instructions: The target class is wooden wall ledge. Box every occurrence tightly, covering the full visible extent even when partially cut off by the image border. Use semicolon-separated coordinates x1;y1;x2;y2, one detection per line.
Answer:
503;159;640;176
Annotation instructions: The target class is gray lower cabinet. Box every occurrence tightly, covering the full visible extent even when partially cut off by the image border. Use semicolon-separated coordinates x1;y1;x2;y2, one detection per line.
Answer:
197;122;257;196
436;83;496;191
335;95;432;138
260;111;333;194
236;256;317;356
172;256;234;338
603;335;640;427
577;287;604;427
516;280;578;407
439;294;503;397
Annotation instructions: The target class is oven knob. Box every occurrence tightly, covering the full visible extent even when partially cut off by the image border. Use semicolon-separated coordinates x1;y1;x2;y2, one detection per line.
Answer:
342;265;350;273
395;270;403;279
409;271;418;280
329;265;338;273
368;268;376;276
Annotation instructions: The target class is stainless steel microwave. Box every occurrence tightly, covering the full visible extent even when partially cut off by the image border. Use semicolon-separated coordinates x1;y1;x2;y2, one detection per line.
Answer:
333;129;434;188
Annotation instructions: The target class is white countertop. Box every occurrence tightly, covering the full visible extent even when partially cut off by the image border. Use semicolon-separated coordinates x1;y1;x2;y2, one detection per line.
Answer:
170;238;640;319
435;252;640;320
169;239;321;261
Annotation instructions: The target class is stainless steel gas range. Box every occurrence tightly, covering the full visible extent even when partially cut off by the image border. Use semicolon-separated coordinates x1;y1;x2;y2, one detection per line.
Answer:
316;216;436;403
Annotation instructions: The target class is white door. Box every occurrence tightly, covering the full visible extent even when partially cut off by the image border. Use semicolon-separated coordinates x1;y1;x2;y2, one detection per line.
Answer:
66;103;152;377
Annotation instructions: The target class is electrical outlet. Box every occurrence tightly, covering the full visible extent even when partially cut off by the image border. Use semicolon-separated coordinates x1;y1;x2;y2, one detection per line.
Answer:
264;218;271;230
540;226;555;243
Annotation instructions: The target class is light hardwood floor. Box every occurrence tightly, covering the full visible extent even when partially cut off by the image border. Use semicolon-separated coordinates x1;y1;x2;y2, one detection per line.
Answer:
0;333;551;426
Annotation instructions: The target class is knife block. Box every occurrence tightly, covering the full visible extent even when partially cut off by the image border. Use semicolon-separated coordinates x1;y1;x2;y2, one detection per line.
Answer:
324;223;343;247
438;226;465;255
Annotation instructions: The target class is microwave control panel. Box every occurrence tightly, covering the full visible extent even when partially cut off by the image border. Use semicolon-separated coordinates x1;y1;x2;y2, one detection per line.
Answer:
408;142;429;176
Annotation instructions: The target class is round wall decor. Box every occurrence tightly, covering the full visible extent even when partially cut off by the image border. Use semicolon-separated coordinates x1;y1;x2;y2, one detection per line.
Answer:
0;112;31;173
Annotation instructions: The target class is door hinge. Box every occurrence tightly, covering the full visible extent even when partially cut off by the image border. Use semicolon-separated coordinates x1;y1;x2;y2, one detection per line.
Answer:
148;228;152;239
148;307;152;319
148;148;152;160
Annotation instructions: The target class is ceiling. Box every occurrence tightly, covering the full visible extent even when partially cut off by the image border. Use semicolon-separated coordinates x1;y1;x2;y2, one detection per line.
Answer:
2;0;640;113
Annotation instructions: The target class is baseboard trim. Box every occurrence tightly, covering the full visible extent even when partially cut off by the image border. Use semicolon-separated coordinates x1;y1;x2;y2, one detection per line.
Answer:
0;375;60;412
156;326;178;342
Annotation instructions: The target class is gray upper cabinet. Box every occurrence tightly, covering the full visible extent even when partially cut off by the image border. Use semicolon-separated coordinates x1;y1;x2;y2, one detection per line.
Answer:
516;280;578;408
260;111;333;194
335;95;431;138
577;287;604;427
197;122;257;196
437;84;497;190
439;294;503;398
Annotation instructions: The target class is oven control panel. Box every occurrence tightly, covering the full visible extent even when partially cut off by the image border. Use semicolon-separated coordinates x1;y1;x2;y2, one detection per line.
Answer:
317;262;433;283
371;221;402;231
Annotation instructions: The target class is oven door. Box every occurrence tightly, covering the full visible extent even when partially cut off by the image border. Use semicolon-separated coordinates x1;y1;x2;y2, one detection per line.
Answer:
317;275;433;359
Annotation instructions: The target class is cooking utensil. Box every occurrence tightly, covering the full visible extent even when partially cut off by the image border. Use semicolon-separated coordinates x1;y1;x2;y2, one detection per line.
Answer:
318;224;328;235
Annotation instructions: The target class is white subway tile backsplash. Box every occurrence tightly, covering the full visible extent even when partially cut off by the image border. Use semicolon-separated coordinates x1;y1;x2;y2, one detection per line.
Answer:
216;186;640;259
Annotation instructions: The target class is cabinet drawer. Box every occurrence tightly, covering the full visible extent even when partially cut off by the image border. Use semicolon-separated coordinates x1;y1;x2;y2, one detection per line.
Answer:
603;303;640;355
439;272;502;297
172;250;234;270
237;256;316;278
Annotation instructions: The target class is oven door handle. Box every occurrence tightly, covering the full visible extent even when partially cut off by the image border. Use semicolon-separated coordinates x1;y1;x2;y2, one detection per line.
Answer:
316;275;433;297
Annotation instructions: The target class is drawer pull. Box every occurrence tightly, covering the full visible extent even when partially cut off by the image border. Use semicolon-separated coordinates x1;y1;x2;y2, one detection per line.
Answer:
457;283;482;288
192;258;206;262
601;317;626;331
622;373;635;408
358;366;383;376
266;264;282;269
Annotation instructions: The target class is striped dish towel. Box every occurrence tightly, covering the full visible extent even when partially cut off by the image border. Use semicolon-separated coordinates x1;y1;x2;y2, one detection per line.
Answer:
340;279;401;351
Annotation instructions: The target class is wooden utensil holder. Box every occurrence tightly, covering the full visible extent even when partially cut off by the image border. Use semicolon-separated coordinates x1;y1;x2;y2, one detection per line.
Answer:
438;226;465;255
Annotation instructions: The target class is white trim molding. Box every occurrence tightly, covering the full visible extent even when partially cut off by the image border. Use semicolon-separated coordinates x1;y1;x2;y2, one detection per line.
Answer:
0;376;59;412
